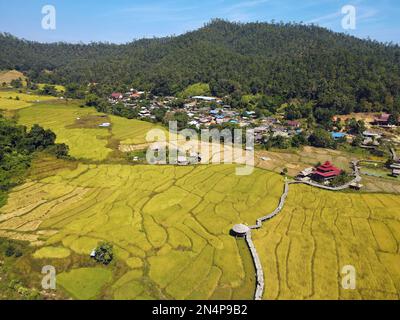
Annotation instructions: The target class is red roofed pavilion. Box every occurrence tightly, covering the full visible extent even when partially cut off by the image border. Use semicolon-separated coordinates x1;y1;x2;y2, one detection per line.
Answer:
111;92;123;100
312;161;342;181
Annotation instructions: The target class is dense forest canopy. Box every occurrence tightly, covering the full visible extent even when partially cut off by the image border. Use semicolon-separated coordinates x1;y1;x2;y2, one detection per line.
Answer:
1;19;400;114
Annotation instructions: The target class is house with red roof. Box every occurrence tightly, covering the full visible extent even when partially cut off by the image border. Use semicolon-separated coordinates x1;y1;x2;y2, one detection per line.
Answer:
111;92;123;100
286;120;300;128
312;161;342;181
130;92;142;99
373;113;390;126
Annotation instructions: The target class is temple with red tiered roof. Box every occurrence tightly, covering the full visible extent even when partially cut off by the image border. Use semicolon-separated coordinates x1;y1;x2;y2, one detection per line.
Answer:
312;161;342;181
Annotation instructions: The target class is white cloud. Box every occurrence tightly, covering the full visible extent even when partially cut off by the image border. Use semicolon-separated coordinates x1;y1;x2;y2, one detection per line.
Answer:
306;11;341;24
227;0;270;11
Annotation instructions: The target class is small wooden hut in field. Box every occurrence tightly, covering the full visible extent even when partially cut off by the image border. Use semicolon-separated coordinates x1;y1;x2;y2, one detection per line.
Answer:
231;224;250;237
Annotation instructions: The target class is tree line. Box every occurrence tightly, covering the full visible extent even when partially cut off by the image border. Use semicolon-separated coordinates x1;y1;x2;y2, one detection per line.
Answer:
0;116;69;207
1;19;400;115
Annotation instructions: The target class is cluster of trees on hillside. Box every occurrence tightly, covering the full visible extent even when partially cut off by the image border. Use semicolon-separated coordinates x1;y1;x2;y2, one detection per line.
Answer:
0;116;69;207
1;19;400;115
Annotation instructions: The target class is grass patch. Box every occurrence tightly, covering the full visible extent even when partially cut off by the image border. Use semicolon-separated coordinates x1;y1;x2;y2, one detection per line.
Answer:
109;115;167;145
17;102;113;160
32;246;71;259
0;90;56;110
37;83;65;92
57;267;112;300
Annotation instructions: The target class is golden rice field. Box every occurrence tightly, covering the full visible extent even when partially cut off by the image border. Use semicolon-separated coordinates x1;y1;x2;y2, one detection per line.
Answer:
1;90;399;300
0;162;283;300
0;90;57;110
17;102;113;160
253;184;400;300
109;115;167;145
15;100;165;161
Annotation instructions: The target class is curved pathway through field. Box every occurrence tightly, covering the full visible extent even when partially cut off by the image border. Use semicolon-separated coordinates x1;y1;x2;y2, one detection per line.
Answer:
241;160;362;300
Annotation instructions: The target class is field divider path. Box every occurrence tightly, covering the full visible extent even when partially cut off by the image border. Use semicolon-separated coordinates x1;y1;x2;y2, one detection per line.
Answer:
242;160;362;300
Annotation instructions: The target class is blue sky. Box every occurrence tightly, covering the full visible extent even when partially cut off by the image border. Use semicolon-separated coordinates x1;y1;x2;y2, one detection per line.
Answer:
1;0;399;43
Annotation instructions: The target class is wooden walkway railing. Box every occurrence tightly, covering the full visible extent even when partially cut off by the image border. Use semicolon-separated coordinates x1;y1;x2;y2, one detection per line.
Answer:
241;160;362;300
243;179;290;300
390;148;399;162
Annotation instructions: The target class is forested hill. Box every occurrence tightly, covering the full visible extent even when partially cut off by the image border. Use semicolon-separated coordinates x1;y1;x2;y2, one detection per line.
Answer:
1;19;400;113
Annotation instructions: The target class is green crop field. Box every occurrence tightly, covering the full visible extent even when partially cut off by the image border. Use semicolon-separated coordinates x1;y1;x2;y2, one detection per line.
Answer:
253;184;400;300
33;246;71;259
110;115;167;145
18;101;166;161
0;162;283;299
57;267;113;300
0;91;57;110
17;102;113;160
37;83;66;92
15;99;164;160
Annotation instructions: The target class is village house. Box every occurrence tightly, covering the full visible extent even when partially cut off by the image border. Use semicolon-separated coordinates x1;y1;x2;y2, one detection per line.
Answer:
296;167;314;180
363;131;382;140
130;92;142;99
253;126;270;134
373;113;390;126
331;132;346;140
286;120;300;128
361;130;381;148
390;162;400;177
192;96;218;102
272;126;289;138
111;92;123;100
177;155;189;166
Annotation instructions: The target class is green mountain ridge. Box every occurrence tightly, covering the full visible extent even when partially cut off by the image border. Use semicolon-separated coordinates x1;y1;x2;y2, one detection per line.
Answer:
1;19;400;113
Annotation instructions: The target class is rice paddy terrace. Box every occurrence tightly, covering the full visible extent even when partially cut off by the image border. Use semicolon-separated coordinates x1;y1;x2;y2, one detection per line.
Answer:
0;90;56;112
0;94;400;300
15;101;167;161
0;161;283;299
252;184;400;300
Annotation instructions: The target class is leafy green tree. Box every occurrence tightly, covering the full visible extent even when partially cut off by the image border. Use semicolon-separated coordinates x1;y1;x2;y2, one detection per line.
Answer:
313;108;335;129
46;143;69;158
291;132;308;148
85;94;100;107
388;111;399;126
346;118;366;135
25;124;56;152
10;78;23;88
351;134;363;147
269;135;290;149
330;171;352;187
308;128;336;149
40;84;57;96
152;107;167;122
93;242;114;265
164;111;189;130
284;104;302;120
